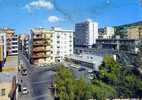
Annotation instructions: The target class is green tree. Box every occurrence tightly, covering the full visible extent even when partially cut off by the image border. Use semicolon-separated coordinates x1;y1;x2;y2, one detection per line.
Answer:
92;80;117;100
96;55;142;98
75;77;94;100
137;41;142;69
54;64;94;100
54;64;76;100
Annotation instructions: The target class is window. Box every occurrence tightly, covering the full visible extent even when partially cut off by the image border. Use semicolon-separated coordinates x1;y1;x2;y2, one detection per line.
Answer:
1;89;5;96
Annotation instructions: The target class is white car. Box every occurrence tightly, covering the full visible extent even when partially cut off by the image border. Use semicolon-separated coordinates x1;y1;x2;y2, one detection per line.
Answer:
71;65;80;69
22;87;29;95
88;69;93;73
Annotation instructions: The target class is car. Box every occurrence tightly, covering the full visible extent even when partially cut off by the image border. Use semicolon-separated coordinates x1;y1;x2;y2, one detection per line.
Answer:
88;69;93;73
88;75;94;80
78;67;86;71
70;65;80;69
22;87;29;95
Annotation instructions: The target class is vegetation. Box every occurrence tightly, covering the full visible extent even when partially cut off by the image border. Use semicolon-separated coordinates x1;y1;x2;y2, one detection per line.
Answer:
137;41;142;69
96;55;142;98
53;56;142;100
54;65;93;100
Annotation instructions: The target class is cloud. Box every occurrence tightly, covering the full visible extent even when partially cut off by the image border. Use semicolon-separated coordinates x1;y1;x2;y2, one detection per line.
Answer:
48;16;61;23
25;0;54;12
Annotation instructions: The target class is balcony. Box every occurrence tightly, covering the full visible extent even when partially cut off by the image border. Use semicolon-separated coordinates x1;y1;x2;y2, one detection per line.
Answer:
32;53;47;59
33;41;46;46
32;47;46;52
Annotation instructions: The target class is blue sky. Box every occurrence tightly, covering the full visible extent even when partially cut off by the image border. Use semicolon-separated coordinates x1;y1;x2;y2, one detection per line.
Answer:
0;0;142;34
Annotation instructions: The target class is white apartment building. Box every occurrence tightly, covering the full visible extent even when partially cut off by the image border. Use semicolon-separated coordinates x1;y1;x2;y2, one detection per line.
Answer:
30;28;73;65
10;35;18;55
98;27;115;39
52;28;73;62
75;19;98;47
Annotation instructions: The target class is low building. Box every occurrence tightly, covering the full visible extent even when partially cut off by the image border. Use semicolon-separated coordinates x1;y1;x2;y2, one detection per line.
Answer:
0;73;16;100
96;37;138;51
65;54;103;71
114;21;142;39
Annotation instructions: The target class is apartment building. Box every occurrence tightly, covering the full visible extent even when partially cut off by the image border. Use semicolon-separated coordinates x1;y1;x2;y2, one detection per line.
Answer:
0;28;18;56
0;32;7;71
115;21;142;39
127;26;142;40
74;19;98;47
30;28;74;65
98;27;115;39
30;28;54;65
1;28;15;56
52;28;73;62
19;34;30;57
0;73;16;100
10;35;18;55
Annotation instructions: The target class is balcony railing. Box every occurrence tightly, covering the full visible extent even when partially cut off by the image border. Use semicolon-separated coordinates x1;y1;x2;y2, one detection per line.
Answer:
32;47;46;52
32;54;47;59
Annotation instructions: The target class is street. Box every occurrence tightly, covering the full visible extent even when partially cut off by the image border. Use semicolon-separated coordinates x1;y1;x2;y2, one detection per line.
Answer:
17;53;54;100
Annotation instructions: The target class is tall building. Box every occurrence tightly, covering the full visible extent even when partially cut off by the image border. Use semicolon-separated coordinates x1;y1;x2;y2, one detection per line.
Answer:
98;27;115;39
30;28;74;65
18;34;30;57
0;28;18;55
30;28;54;65
52;28;73;62
10;35;18;55
74;19;98;47
0;32;7;70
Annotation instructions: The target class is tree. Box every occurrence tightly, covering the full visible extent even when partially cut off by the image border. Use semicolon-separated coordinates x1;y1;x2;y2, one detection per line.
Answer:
54;64;76;100
75;77;94;100
137;41;142;69
95;55;142;98
54;65;94;100
92;80;117;100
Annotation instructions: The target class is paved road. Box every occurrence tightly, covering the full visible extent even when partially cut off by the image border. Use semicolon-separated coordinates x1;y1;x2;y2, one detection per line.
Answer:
17;53;54;100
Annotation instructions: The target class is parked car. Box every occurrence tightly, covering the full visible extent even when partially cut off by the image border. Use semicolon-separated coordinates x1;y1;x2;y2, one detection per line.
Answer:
22;87;29;95
88;69;93;73
70;65;80;69
78;67;86;71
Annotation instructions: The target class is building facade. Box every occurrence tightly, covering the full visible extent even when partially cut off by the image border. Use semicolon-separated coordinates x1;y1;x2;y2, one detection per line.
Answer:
30;28;54;65
0;28;18;56
0;32;7;70
18;34;30;57
74;20;98;47
10;35;18;55
65;54;103;71
52;28;73;62
30;28;74;65
115;21;142;40
98;27;115;39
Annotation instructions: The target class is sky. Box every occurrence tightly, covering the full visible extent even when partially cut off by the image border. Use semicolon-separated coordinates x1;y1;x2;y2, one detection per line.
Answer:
0;0;142;34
